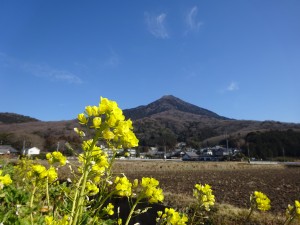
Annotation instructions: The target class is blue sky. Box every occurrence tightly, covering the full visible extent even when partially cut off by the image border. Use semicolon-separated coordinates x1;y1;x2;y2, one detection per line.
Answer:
1;0;299;123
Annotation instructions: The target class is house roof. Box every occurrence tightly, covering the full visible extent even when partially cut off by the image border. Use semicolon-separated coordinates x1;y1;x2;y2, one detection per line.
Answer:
0;145;19;154
183;152;199;158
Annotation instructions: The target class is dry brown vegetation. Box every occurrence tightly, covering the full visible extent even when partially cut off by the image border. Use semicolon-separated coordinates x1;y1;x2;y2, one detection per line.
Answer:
112;160;300;224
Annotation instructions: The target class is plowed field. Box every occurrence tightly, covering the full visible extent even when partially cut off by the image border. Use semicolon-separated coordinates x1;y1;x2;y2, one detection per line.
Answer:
113;160;300;213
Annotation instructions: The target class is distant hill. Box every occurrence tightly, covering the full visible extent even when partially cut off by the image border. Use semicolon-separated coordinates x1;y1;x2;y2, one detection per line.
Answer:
123;95;228;120
1;96;300;159
122;96;300;156
0;113;39;124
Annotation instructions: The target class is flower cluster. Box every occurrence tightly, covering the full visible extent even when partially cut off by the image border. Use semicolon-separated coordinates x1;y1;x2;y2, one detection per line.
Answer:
75;97;138;149
140;177;164;203
45;215;69;225
156;208;188;225
193;183;215;211
295;200;300;216
251;191;271;211
46;151;67;166
103;203;114;216
114;176;132;197
286;200;300;221
0;170;12;189
86;181;99;196
80;139;109;174
27;164;58;183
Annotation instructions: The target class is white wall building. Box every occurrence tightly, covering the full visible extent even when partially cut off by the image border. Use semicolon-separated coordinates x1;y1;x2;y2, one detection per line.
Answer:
25;147;40;156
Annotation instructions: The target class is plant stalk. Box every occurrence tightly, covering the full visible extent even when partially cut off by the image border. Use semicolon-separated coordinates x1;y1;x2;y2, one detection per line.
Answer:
30;185;37;225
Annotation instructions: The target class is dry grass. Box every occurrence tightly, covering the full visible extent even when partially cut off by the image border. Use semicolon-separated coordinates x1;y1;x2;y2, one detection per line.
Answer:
112;160;286;172
158;191;287;225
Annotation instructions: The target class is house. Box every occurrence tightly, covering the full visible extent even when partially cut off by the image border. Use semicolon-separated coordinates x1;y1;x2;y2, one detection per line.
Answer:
167;149;185;159
182;152;199;161
214;147;232;156
23;147;41;156
127;149;136;158
0;145;19;155
200;148;213;156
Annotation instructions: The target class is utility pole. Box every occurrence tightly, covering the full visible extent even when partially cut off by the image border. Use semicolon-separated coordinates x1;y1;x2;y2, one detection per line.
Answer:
57;142;60;151
22;139;26;155
224;132;229;151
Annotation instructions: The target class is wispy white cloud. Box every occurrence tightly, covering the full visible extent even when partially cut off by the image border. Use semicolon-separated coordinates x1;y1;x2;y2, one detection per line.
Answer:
21;63;82;84
227;82;239;91
185;6;203;32
145;12;169;39
0;52;82;84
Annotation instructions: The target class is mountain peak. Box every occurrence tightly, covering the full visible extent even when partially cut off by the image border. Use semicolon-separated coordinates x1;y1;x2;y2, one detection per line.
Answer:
123;95;228;120
160;95;177;99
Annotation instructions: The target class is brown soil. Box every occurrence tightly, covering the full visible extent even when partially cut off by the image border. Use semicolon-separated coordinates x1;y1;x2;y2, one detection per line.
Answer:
113;160;300;214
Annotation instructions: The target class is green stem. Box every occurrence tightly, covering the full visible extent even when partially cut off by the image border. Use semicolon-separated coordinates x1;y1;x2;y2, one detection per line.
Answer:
95;151;117;212
124;197;141;225
46;177;50;208
245;207;254;224
69;175;83;225
72;169;89;225
30;185;37;225
94;190;117;216
283;216;290;225
190;204;200;225
70;131;101;225
284;215;295;225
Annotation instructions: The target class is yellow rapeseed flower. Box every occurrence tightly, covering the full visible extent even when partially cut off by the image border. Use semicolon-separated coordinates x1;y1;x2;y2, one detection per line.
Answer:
286;200;300;220
45;215;69;225
140;177;164;203
107;114;118;127
103;129;115;140
0;171;13;188
91;164;106;175
78;113;88;125
85;105;99;117
47;151;67;166
74;127;85;137
92;117;102;128
85;105;94;116
114;176;132;197
47;166;58;183
86;181;99;196
122;131;139;148
103;203;114;216
117;218;122;225
99;97;118;114
45;215;54;224
82;139;95;151
253;191;271;211
157;208;188;225
93;175;101;184
193;183;215;211
295;200;300;216
30;164;48;179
